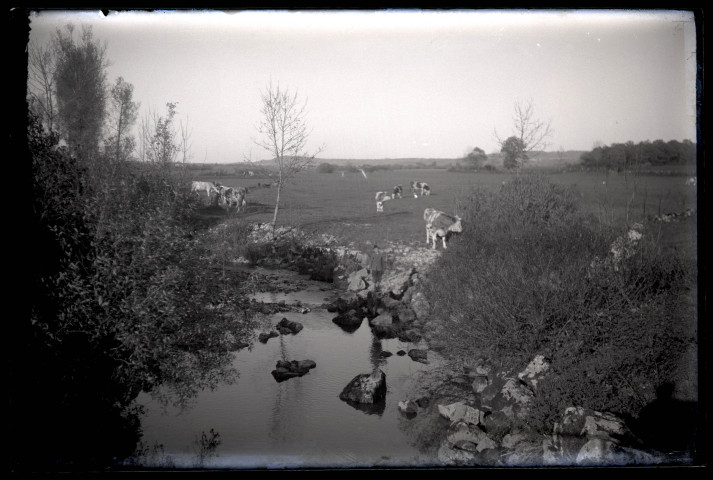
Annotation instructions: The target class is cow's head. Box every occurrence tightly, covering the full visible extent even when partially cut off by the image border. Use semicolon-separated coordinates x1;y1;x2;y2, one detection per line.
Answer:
450;216;463;233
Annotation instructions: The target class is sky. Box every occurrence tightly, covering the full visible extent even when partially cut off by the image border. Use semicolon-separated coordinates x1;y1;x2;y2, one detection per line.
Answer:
26;9;698;163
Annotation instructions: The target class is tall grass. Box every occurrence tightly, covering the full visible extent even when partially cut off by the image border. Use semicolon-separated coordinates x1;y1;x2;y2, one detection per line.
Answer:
421;174;693;429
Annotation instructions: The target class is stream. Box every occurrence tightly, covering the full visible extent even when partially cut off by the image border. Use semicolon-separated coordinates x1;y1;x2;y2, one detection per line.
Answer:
131;267;443;469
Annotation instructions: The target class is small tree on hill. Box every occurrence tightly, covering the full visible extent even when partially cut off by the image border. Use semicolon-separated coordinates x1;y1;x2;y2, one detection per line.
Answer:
464;147;488;169
501;136;528;170
255;81;324;227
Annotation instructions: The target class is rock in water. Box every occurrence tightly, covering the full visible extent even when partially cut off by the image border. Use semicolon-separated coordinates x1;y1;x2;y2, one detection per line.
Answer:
339;369;387;404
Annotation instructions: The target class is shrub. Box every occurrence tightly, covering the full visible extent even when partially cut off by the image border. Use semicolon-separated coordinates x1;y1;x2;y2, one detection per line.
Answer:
21;113;257;469
422;174;692;430
316;162;336;173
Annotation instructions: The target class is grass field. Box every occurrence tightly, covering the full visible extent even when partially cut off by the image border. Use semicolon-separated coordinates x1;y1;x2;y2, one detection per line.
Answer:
192;167;697;257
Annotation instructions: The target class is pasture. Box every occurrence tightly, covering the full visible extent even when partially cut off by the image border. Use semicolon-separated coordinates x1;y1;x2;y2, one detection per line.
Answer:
191;167;697;257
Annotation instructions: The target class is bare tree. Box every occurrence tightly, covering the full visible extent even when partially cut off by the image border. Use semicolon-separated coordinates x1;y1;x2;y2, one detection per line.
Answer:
27;42;58;132
255;81;324;227
494;98;553;168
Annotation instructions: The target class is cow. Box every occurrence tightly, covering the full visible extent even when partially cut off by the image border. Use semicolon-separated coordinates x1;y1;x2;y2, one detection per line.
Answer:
685;176;697;187
410;181;431;197
191;181;220;205
375;191;393;212
393;185;403;199
423;208;463;249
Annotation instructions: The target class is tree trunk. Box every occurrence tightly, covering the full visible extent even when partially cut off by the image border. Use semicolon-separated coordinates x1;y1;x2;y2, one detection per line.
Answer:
272;180;282;227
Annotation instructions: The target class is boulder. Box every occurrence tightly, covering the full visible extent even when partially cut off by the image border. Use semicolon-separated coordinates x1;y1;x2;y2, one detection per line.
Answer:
347;268;369;292
471;375;489;394
271;359;316;382
397;329;422;343
370;312;398;338
258;331;279;343
415;396;430;408
332;309;363;328
517;354;550;389
398;400;418;416
410;291;431;320
438;402;485;426
408;349;428;364
276;317;303;335
339;368;387;404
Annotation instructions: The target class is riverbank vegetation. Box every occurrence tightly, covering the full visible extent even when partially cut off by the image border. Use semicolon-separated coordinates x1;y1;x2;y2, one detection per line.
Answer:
420;175;697;434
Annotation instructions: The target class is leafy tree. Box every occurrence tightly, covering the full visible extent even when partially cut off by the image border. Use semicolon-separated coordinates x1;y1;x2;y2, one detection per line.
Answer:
141;102;180;165
53;24;109;160
255;81;324;227
105;76;139;162
501;136;527;170
464;146;488;169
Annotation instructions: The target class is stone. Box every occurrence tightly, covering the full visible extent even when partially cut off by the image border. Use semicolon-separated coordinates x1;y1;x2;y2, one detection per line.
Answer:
471;375;489;394
410;292;431;319
398;400;418;416
438;402;484;426
258;331;279;343
339;369;387;404
407;348;428;363
415;396;430;408
276;317;303;335
517;354;550;389
332;309;363;328
271;359;316;382
397;329;422;343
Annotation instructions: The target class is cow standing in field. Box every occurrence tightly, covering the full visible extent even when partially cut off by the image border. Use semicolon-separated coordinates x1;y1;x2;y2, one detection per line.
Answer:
423;207;463;249
375;191;393;212
393;185;403;199
191;181;221;205
410;180;431;197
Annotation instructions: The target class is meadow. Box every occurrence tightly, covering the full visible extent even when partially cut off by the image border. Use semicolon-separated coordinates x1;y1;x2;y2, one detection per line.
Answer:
192;167;698;257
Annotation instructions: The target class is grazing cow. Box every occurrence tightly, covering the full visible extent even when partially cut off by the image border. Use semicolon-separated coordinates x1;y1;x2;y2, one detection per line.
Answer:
423;208;463;249
410;180;431;196
393;185;403;199
191;181;220;204
375;191;393;212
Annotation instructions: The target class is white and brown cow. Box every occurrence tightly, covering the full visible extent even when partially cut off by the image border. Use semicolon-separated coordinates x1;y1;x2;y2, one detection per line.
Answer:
410;180;431;197
191;181;220;205
423;208;463;249
375;191;393;212
393;185;403;199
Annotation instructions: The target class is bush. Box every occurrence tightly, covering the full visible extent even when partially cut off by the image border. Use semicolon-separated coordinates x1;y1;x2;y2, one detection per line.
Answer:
422;174;692;430
21;113;256;469
316;162;336;173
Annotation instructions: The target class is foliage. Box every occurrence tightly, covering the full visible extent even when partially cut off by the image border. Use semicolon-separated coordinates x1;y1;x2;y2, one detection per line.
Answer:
464;147;488;169
495;99;553;167
421;174;692;431
580;139;696;170
105;76;140;162
501;135;527;169
53;24;108;160
316;162;336;173
19;111;256;470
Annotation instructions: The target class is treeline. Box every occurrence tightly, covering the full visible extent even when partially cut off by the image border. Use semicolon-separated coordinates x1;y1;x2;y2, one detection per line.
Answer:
580;139;696;170
316;161;443;173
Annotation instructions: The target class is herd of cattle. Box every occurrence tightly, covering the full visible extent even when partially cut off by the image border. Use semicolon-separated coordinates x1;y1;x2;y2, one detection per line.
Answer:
191;181;248;212
191;178;462;249
376;180;462;249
